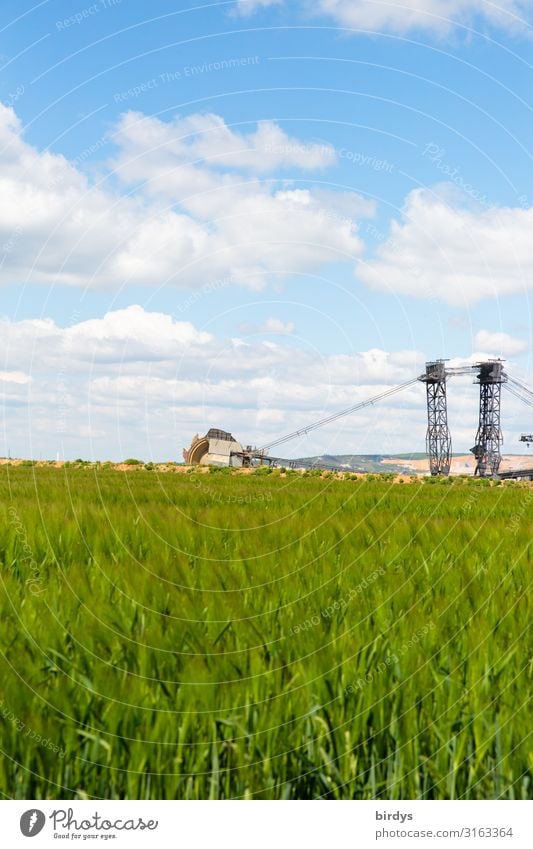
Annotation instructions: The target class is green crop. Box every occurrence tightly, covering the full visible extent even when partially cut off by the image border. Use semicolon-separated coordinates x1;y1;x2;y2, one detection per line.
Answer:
0;467;531;800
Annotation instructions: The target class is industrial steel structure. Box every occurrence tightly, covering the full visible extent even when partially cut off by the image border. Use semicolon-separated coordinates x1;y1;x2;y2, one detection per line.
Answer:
183;359;533;478
183;428;245;467
471;361;506;477
420;360;452;476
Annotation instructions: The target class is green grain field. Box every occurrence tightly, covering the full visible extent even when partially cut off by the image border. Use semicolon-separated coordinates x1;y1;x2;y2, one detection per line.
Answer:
0;465;531;800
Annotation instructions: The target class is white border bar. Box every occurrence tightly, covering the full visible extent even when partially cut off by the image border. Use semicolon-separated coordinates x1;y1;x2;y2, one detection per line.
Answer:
2;800;532;848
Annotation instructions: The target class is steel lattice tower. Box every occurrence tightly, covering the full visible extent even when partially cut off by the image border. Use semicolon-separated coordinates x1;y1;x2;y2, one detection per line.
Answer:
420;360;452;476
471;361;506;477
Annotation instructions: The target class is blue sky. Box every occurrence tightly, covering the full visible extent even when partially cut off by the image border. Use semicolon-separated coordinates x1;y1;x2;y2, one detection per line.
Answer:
1;0;533;460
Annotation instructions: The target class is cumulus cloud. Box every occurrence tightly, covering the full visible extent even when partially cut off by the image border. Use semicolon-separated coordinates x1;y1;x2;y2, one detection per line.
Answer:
0;305;432;459
0;104;368;293
2;305;531;460
236;0;532;33
234;0;283;15
6;102;530;310
238;318;296;334
357;187;533;306
0;370;31;384
474;329;528;356
316;0;530;34
261;318;296;333
0;305;214;373
112;111;336;176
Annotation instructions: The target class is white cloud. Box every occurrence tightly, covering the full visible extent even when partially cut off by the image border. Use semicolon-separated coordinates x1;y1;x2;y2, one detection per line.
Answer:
474;329;528;356
311;188;376;220
63;305;214;364
0;305;213;372
357;187;533;306
234;0;283;15
0;370;31;384
0;305;430;459
317;0;530;34
262;318;296;333
238;318;296;334
0;104;370;292
2;101;530;311
112;111;336;175
2;305;531;460
239;0;531;33
0;104;141;289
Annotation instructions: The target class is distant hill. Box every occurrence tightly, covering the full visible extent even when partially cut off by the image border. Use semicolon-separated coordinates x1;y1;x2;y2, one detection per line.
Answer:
287;453;533;475
289;453;424;473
